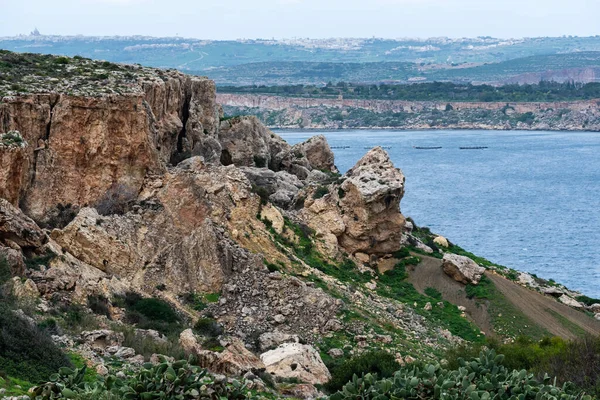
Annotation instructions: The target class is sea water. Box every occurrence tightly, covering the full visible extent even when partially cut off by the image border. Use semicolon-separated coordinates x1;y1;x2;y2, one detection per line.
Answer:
278;130;600;298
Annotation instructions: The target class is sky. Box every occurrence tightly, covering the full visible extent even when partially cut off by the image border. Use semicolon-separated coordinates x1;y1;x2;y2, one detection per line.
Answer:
1;0;599;39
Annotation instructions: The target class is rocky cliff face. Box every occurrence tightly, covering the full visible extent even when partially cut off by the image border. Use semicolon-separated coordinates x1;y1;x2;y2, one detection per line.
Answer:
218;93;600;131
0;66;220;223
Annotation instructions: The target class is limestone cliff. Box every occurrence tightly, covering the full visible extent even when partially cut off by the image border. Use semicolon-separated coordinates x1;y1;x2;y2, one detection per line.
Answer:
0;57;220;223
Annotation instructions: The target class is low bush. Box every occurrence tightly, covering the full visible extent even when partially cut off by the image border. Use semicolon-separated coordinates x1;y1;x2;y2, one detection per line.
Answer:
0;256;10;284
193;317;224;338
313;185;330;199
116;292;182;335
330;349;589;400
31;358;257;399
87;294;111;318
0;302;72;384
325;350;400;393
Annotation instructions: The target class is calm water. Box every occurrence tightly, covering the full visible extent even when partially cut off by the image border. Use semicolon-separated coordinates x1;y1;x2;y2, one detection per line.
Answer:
278;130;600;298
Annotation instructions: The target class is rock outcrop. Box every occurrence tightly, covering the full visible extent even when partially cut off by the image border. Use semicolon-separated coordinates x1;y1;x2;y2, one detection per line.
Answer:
442;253;486;285
260;342;331;385
302;147;406;256
50;157;260;294
0;72;220;223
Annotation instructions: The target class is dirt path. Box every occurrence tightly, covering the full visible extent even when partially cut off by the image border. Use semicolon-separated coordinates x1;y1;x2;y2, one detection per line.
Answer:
407;255;495;336
407;254;600;339
487;272;600;339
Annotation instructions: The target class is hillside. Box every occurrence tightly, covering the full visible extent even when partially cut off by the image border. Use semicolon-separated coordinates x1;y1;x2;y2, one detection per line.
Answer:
2;35;600;85
1;51;599;399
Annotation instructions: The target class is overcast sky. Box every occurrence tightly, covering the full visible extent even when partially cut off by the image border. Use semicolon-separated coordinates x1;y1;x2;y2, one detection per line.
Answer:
1;0;598;39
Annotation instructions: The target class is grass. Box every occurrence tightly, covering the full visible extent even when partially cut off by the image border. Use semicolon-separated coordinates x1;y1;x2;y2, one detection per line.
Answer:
466;275;549;339
546;309;587;338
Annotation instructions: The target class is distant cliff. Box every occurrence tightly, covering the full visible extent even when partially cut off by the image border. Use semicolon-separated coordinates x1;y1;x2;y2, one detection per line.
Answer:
218;93;600;131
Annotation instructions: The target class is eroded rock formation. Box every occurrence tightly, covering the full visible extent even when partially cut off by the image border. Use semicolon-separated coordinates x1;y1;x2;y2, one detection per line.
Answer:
302;147;406;257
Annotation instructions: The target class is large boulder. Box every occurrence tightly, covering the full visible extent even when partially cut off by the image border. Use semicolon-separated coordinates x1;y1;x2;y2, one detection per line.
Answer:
241;167;304;208
558;295;584;309
218;116;272;167
442;253;486;285
301;147;406;256
290;135;337;174
179;330;264;376
260;343;331;385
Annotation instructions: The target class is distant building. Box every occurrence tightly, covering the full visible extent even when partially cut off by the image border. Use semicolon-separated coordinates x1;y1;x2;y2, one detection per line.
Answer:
31;28;41;37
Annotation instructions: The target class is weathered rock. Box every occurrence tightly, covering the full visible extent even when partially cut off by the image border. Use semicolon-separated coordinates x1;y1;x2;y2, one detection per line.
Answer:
10;277;40;299
0;73;220;221
261;343;331;384
328;348;344;358
0;245;25;276
81;330;124;351
258;331;300;352
51;158;261;294
291;135;337;174
241;167;304;208
433;236;449;248
542;286;564;297
302;147;406;256
558;294;584;309
589;303;600;313
179;330;264;376
442;253;485;285
0;198;46;248
219;116;272;167
279;383;322;400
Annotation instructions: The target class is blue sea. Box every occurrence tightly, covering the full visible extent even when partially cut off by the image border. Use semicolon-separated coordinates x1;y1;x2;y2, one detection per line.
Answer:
278;130;600;298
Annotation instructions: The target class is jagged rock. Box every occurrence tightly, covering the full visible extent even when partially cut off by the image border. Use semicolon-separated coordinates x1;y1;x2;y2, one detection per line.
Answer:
10;277;40;299
219;116;272;167
51;158;261;294
241;167;304;208
260;343;331;385
302;147;406;256
424;302;432;311
0;245;25;276
81;330;124;351
542;286;564;297
433;236;449;248
0;71;221;221
258;331;300;352
595;313;600;321
179;330;264;376
442;253;486;285
280;383;323;400
0;198;46;248
328;348;344;358
589;303;600;313
290;135;337;174
558;294;584;309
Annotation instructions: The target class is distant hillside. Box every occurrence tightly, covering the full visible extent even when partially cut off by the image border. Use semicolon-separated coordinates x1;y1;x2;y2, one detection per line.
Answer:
2;35;600;85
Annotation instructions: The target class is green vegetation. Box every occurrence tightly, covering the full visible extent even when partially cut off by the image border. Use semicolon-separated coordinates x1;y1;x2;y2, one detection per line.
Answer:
0;299;72;384
0;131;25;147
329;349;591;400
182;291;221;312
221;81;600;102
445;336;600;398
31;358;258;400
465;275;548;339
0;255;11;284
114;292;182;335
193;317;224;338
313;185;330;199
326;350;401;393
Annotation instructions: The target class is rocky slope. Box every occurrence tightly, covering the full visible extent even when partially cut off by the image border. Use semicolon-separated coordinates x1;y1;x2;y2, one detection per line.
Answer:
1;51;599;400
218;93;600;131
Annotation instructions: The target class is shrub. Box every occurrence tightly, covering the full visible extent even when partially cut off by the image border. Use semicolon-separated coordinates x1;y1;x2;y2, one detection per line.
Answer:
326;350;400;393
251;184;270;206
94;183;137;216
0;303;72;383
330;349;588;400
32;358;256;399
116;326;186;362
313;185;330;199
253;155;267;168
193;317;224;338
116;292;181;335
0;256;11;284
87;295;111;318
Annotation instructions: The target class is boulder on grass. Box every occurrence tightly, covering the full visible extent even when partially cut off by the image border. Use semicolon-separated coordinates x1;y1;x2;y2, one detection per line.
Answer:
442;253;485;285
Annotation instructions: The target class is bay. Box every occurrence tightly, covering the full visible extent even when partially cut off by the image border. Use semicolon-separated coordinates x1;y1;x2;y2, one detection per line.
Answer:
278;129;600;298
